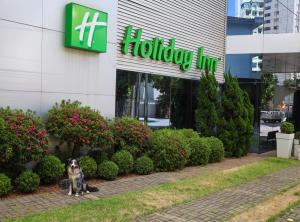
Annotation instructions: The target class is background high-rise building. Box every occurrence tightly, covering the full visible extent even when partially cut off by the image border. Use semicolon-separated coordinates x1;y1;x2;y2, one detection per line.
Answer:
235;0;264;72
236;0;265;18
263;0;300;34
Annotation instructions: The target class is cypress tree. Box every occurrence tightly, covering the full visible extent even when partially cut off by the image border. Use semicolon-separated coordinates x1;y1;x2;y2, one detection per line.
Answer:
195;69;219;136
219;73;254;157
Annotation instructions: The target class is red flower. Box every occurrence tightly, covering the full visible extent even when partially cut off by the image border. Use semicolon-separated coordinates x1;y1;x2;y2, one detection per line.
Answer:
10;123;18;130
26;127;36;134
37;130;46;138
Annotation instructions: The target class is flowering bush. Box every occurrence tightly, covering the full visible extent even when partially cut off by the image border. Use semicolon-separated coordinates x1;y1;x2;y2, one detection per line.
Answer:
112;117;152;157
46;100;114;155
0;108;48;165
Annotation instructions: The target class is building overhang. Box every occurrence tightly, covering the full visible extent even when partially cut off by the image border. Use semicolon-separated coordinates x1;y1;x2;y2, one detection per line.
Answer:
226;33;300;73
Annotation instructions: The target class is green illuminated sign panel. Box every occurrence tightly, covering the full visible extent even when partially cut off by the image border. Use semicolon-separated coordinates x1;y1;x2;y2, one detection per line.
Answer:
65;3;108;53
121;25;220;73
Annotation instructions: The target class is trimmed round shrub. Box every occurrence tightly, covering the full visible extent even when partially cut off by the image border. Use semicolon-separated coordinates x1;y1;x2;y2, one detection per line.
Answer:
149;129;189;171
112;117;152;156
46;100;114;154
205;137;225;163
15;171;40;193
177;129;199;140
97;161;119;180
79;156;97;178
122;145;139;158
188;137;211;166
175;129;200;157
0;173;12;196
135;156;154;175
0;108;48;165
112;150;134;174
36;155;65;184
280;122;294;134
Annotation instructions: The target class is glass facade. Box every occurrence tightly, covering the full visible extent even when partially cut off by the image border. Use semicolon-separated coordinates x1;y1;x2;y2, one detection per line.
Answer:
116;70;199;129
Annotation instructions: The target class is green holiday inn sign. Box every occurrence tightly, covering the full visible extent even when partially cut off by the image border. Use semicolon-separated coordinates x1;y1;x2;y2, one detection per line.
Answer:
65;3;108;52
121;25;221;73
64;3;220;72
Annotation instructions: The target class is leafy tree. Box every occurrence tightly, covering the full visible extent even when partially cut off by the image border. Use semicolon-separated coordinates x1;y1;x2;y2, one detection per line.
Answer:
219;73;254;157
195;70;219;136
261;72;277;109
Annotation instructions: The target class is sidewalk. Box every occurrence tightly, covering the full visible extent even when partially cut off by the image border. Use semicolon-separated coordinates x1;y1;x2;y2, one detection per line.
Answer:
0;154;265;221
135;164;300;222
274;203;300;222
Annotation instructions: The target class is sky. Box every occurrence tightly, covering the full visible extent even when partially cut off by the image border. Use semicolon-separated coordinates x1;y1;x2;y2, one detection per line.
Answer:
228;0;235;16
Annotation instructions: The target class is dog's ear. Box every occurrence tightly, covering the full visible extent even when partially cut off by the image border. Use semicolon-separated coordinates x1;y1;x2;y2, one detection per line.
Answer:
67;158;71;165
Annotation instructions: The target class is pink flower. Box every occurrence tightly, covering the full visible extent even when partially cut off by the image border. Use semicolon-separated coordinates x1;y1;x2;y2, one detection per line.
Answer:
67;113;81;124
10;123;18;130
37;130;46;138
26;127;36;134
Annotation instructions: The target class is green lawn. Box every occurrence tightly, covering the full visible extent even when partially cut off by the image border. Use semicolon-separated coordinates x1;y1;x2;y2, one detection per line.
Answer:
266;199;300;222
9;158;298;222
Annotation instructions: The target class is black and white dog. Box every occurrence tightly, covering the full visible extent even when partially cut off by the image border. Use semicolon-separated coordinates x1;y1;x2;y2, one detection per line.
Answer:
59;159;98;196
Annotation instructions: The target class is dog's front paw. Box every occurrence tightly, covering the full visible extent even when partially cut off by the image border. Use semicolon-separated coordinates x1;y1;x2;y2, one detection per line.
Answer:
75;193;79;197
68;192;72;196
86;190;90;194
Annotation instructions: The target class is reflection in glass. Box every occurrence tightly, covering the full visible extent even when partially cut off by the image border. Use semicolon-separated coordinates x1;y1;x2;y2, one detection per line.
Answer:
115;70;138;117
115;70;199;129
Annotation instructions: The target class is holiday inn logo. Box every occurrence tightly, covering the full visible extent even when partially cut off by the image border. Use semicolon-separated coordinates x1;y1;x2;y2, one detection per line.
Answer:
65;3;108;53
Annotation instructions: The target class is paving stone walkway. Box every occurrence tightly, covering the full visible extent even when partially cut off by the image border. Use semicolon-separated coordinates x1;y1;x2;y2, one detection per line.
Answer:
274;203;300;222
0;154;265;221
135;164;300;222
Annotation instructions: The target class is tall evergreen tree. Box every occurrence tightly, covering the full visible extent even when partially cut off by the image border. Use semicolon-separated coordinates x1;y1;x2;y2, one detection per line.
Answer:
195;69;219;136
219;73;254;157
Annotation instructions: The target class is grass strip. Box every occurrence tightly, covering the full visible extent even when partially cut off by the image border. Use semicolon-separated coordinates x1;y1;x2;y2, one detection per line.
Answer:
266;199;300;222
9;157;298;222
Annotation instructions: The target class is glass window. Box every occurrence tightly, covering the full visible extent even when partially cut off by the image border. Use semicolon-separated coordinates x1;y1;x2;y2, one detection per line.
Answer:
115;70;199;129
115;70;139;118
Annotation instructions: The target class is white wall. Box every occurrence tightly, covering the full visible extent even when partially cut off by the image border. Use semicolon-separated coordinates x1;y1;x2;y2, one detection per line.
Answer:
117;0;227;83
0;0;118;118
0;0;227;118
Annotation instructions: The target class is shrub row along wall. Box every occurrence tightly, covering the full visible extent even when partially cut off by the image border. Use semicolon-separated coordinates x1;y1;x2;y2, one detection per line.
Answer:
0;100;225;196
